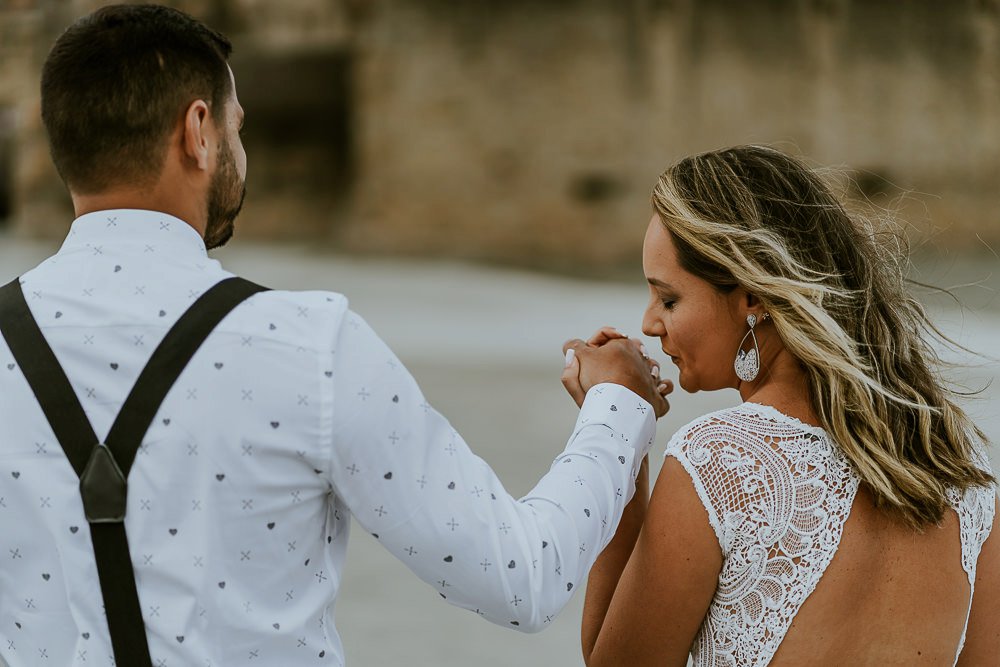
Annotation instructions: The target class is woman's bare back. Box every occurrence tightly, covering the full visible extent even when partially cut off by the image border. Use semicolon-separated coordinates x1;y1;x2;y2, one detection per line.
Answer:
659;403;996;667
772;484;971;665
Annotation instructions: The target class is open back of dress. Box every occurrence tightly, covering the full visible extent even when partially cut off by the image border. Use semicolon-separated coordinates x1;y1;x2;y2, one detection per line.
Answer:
665;403;996;667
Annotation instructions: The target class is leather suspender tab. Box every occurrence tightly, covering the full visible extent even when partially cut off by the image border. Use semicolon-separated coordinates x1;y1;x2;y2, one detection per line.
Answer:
80;444;128;523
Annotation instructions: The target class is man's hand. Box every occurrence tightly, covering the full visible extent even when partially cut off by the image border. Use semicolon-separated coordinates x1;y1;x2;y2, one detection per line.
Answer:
561;331;672;417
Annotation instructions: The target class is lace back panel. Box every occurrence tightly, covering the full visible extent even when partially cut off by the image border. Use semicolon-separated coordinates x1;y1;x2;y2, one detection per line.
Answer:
946;442;997;661
665;403;860;667
666;403;996;667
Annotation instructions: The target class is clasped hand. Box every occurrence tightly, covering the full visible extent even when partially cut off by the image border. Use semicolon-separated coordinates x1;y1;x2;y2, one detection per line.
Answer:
561;327;672;418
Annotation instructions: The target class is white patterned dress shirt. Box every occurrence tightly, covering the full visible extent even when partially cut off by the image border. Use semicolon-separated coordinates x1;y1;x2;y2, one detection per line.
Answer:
0;210;656;666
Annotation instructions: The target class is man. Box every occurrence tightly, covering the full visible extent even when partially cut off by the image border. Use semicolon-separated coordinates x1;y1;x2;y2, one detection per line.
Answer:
0;5;667;666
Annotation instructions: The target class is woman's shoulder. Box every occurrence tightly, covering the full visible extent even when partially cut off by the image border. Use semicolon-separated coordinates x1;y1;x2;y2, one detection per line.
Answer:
665;404;746;445
662;404;772;495
663;402;846;498
661;403;809;555
665;402;825;455
662;402;858;558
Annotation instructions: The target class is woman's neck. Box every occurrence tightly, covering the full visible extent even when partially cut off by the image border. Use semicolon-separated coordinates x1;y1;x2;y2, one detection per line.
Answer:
738;347;820;428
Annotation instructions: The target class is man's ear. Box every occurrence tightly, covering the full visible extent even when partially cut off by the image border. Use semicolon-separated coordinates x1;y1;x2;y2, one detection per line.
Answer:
182;99;213;171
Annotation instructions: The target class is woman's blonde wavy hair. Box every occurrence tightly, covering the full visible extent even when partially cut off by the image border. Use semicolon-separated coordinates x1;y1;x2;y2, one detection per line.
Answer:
651;144;995;528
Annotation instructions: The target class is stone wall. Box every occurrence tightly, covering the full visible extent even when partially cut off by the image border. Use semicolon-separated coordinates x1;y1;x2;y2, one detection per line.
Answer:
345;0;1000;270
1;0;998;270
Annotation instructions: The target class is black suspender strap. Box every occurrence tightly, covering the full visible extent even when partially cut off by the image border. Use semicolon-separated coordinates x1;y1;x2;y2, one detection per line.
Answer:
106;277;269;477
0;276;268;667
0;280;99;478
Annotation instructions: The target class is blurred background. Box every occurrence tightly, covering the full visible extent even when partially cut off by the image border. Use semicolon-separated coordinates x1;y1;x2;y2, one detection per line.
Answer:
2;0;1000;266
1;1;999;665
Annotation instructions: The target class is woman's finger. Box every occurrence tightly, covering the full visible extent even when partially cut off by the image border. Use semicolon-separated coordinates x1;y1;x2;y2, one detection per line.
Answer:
560;348;586;407
562;338;587;355
655;396;670;418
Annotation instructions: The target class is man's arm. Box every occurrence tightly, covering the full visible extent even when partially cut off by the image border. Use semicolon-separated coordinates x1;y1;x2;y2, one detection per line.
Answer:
323;311;660;631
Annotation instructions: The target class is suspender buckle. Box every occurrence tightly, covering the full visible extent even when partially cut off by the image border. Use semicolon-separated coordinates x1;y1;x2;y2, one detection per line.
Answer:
80;444;128;523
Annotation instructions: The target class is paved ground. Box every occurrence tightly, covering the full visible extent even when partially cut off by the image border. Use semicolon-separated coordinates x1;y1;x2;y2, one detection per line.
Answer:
2;235;998;666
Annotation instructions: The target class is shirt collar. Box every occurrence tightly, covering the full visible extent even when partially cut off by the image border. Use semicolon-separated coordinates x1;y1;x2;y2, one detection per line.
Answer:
58;209;209;258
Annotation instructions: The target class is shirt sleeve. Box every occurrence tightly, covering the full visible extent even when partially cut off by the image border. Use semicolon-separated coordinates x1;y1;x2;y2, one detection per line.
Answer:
324;310;656;632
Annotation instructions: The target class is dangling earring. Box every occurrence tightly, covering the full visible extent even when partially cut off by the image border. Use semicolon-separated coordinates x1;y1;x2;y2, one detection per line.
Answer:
734;313;768;382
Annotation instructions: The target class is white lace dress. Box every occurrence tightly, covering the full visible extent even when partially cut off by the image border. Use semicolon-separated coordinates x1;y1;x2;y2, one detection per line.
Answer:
664;402;997;667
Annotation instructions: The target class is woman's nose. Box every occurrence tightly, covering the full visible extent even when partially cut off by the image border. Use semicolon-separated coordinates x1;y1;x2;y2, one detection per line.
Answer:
641;306;665;339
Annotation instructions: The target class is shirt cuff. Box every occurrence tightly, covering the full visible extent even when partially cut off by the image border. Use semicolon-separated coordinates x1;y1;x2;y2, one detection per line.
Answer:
570;383;656;492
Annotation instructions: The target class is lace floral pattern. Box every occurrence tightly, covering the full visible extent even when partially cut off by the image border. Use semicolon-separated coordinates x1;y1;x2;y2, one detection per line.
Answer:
666;403;859;666
946;441;997;585
664;402;997;667
946;441;997;661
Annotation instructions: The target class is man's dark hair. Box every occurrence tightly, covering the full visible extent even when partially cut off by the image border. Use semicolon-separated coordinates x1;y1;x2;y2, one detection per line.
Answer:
41;4;233;194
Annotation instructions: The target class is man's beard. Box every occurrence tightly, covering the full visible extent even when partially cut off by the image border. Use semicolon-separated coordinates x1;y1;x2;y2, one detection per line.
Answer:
204;138;245;250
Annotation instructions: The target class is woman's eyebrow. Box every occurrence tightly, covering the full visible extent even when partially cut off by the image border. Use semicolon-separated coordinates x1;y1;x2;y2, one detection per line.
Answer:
647;277;676;291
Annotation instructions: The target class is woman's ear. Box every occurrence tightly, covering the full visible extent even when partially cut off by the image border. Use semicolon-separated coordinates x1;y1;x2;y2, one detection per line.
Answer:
728;287;759;312
181;99;213;171
729;288;767;325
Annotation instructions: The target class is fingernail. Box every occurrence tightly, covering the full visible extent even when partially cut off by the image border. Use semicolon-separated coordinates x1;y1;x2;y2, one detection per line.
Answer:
640;344;648;356
658;382;668;393
650;365;659;377
564;348;576;368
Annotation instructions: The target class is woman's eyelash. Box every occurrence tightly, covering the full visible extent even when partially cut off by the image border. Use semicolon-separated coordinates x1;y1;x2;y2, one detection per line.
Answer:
661;299;676;310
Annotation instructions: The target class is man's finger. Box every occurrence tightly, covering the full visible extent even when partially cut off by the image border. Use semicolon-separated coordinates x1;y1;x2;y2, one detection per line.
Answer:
626;337;646;354
587;327;627;347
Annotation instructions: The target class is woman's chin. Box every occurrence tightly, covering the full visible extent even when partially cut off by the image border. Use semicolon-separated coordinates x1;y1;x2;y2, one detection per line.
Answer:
676;373;697;393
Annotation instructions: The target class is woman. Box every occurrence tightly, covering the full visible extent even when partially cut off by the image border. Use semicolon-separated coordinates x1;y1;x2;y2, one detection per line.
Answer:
567;146;998;665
